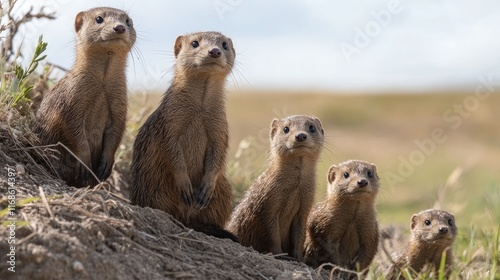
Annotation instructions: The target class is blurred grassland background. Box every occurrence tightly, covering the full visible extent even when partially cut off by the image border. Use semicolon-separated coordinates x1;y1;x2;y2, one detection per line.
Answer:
129;90;500;232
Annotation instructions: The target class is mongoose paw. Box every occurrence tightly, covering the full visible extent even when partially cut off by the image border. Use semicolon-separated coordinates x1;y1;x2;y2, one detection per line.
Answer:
96;159;114;181
179;179;194;206
197;179;215;209
293;251;304;262
75;162;92;187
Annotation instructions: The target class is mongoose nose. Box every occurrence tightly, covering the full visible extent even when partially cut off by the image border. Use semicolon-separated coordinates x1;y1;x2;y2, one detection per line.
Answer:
113;24;126;34
357;179;368;187
209;48;222;58
439;227;449;234
295;133;307;142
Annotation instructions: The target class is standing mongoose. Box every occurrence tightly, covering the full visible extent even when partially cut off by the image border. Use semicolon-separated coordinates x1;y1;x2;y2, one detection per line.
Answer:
35;7;136;188
228;115;325;260
385;209;457;279
130;32;236;241
304;160;380;276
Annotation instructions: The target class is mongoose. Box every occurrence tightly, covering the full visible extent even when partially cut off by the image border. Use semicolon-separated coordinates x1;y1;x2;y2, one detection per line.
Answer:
35;7;136;187
130;32;236;241
304;160;380;276
228;115;325;260
386;209;457;279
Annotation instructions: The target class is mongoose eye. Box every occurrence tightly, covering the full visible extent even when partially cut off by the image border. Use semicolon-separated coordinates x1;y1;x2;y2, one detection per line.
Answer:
222;42;229;50
343;172;349;179
95;16;104;24
191;41;199;48
283;126;290;134
448;219;454;226
309;125;316;133
367;171;373;178
425;219;431;226
126;18;131;27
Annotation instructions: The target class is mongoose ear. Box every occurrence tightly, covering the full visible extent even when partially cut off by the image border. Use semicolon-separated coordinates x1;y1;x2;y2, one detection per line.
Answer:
75;11;85;33
371;163;379;179
314;117;324;135
228;38;235;57
327;165;337;184
410;214;418;230
270;118;279;139
174;36;184;58
448;213;456;225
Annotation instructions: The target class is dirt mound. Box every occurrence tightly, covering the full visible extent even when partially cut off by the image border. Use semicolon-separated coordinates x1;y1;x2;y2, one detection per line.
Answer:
0;108;331;280
0;184;325;279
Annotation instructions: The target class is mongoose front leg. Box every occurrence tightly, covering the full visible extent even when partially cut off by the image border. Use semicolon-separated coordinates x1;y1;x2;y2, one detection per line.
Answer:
96;133;117;181
198;146;220;209
354;233;379;271
198;171;217;209
171;147;194;206
177;171;194;206
96;141;116;181
96;100;126;181
198;117;228;208
75;138;93;187
290;214;306;261
96;128;123;181
268;221;284;256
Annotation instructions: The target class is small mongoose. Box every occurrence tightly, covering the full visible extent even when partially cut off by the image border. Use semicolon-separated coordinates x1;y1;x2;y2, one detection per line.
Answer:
304;160;380;276
386;209;457;279
228;115;325;260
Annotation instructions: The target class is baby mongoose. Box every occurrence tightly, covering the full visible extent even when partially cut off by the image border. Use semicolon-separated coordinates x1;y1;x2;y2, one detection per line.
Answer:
386;209;457;279
35;7;136;187
130;32;236;241
304;160;380;275
228;115;325;260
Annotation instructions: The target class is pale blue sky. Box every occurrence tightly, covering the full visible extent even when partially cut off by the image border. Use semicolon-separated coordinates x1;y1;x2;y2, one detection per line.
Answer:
16;0;500;92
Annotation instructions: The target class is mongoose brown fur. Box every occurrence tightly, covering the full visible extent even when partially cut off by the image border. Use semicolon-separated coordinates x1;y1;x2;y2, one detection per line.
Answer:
386;209;457;279
35;7;136;187
304;160;380;276
130;32;236;241
228;115;325;260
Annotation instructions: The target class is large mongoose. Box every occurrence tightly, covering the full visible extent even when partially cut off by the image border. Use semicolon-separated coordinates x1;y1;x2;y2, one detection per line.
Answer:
35;7;136;187
130;31;237;241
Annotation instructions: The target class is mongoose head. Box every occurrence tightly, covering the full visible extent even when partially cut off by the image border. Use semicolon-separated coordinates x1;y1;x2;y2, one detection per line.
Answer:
174;31;235;77
326;160;380;201
74;7;136;53
270;115;324;158
410;209;457;246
